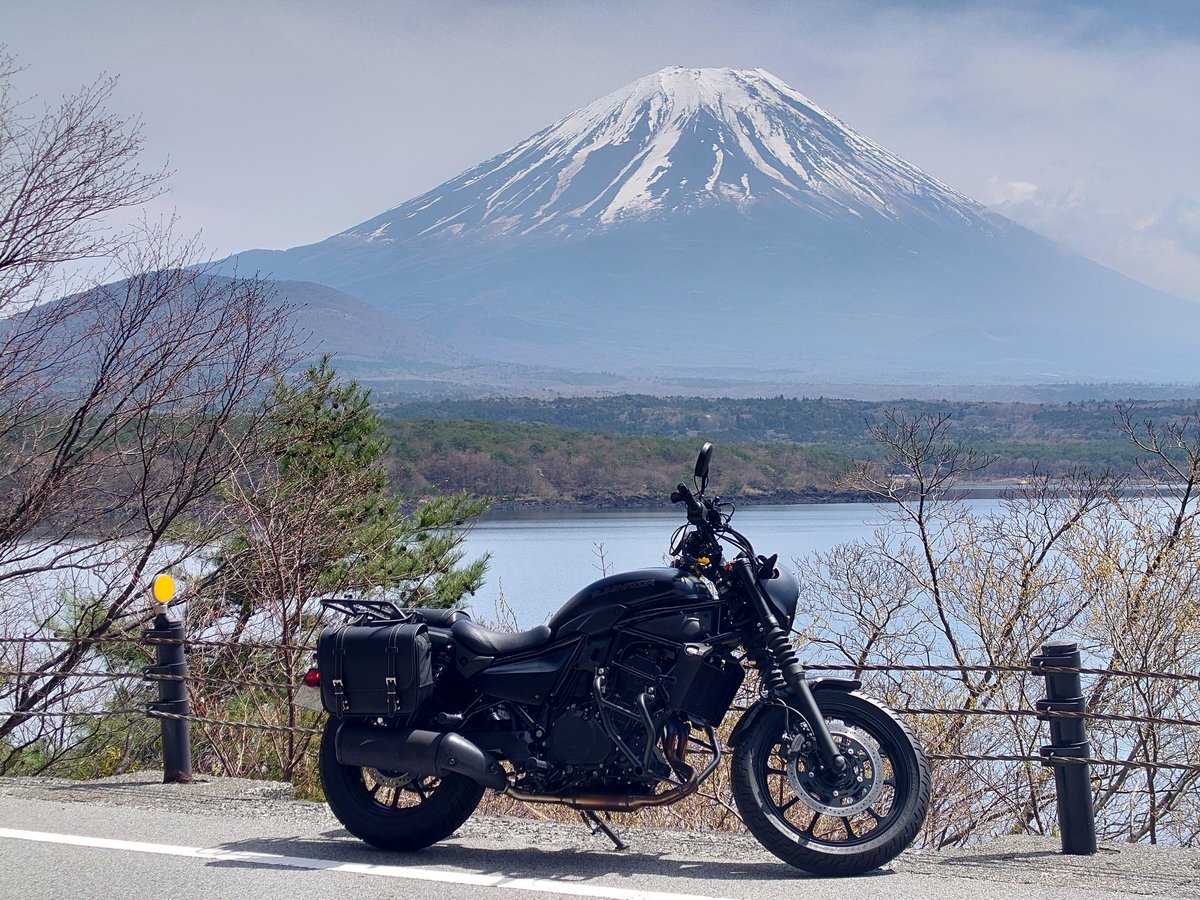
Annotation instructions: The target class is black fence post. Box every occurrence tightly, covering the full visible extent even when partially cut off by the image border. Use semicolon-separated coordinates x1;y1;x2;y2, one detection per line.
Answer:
1031;640;1096;855
144;611;193;784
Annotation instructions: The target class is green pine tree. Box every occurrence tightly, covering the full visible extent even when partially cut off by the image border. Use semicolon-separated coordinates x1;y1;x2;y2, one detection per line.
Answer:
201;354;489;622
181;356;489;782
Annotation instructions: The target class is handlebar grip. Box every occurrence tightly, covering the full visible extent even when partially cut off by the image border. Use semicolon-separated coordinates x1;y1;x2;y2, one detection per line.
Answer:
671;483;706;520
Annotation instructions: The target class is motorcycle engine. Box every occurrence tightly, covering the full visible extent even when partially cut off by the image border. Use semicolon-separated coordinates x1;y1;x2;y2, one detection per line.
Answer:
544;707;612;767
540;646;667;781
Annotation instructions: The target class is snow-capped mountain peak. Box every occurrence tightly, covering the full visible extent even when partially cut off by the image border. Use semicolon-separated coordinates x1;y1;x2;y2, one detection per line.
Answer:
224;65;1200;386
344;66;988;242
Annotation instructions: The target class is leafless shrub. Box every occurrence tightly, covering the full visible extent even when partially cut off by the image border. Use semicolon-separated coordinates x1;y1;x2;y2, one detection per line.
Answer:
796;408;1199;847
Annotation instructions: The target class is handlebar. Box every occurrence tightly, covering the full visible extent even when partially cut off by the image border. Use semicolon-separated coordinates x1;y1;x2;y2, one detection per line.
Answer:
671;483;707;523
671;482;757;566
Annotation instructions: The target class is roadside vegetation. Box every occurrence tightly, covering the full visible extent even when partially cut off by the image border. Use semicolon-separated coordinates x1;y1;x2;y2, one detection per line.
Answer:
796;408;1200;847
0;53;486;787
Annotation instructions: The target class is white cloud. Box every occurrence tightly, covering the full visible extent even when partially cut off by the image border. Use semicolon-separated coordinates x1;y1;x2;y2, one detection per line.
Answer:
987;181;1200;301
1141;196;1200;256
985;179;1042;206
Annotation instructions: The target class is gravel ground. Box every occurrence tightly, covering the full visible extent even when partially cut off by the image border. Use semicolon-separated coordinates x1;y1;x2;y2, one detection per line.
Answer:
2;772;1198;896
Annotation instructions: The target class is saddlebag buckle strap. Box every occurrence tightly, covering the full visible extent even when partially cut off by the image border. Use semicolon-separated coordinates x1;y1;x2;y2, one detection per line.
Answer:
386;625;403;716
331;677;347;714
333;623;350;714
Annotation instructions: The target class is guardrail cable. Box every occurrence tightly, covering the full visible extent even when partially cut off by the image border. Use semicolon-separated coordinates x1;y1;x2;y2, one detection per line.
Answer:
0;667;300;693
927;752;1200;774
5;637;1198;783
144;708;323;736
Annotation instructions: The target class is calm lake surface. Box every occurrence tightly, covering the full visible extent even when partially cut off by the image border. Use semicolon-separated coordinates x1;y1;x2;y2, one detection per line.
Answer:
459;500;1001;627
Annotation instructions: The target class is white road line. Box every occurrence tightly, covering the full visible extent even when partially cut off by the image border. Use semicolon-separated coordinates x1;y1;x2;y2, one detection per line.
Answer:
0;827;731;900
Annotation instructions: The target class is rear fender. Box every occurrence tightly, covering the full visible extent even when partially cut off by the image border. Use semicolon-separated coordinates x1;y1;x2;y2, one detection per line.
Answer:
727;677;861;749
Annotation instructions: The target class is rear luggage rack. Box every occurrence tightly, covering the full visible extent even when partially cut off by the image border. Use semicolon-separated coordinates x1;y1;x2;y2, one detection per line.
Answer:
319;596;474;628
320;596;411;624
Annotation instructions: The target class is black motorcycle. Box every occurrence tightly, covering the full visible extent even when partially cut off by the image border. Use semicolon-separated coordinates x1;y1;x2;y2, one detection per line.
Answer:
304;444;930;876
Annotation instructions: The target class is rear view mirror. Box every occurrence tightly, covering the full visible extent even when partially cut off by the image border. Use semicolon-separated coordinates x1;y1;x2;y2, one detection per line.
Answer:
694;442;713;491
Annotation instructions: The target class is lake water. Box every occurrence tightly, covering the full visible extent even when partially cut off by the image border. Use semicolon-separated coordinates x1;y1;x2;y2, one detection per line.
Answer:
459;501;980;627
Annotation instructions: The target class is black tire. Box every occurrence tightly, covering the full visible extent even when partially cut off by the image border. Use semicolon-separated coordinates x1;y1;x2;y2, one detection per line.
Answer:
731;692;930;877
319;719;485;851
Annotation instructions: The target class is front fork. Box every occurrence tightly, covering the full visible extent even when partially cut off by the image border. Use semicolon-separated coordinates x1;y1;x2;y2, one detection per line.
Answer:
730;557;849;774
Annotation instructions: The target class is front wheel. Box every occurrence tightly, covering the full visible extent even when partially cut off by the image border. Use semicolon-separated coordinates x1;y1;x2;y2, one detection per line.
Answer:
731;692;930;876
319;719;485;851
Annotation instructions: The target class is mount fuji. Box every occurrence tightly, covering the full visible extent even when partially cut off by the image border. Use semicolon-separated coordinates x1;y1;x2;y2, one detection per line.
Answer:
224;67;1200;385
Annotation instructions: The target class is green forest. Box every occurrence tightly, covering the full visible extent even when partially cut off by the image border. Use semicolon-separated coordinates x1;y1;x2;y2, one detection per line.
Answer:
381;418;854;504
378;396;1200;504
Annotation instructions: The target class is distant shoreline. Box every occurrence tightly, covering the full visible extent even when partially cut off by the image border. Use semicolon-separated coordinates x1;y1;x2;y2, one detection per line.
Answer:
480;480;1185;514
485;488;875;514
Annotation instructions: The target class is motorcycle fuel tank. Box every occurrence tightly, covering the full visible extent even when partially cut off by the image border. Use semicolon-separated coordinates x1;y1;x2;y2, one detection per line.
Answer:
548;568;712;636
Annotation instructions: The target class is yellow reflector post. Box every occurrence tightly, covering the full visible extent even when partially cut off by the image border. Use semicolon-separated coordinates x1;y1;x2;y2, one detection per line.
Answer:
152;573;177;604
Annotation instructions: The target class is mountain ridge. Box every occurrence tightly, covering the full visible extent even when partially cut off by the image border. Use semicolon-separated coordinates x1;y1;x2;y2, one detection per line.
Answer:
223;66;1200;386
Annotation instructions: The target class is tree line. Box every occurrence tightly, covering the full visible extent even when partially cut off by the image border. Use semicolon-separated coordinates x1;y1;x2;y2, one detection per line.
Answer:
379;419;853;504
380;394;1200;478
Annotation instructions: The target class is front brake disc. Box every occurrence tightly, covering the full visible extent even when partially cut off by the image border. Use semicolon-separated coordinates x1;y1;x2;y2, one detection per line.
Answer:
786;723;885;817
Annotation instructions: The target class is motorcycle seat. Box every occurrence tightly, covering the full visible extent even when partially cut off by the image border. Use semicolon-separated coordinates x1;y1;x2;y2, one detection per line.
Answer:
450;619;553;656
405;607;472;628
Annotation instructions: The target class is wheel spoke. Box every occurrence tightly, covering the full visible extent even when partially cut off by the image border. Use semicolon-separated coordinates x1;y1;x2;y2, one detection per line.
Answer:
801;811;819;837
842;817;857;839
866;806;884;823
779;795;800;814
368;782;384;799
765;766;788;777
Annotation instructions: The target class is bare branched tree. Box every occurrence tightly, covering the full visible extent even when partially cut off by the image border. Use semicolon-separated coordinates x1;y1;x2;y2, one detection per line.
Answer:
801;409;1143;847
1073;407;1200;844
0;53;295;772
0;49;168;310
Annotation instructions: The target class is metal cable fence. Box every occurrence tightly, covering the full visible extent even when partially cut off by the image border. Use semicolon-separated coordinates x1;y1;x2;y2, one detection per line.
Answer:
3;633;1195;762
3;629;1198;850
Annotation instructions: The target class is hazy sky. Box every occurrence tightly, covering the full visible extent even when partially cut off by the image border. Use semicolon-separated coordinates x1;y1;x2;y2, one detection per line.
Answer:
6;0;1200;301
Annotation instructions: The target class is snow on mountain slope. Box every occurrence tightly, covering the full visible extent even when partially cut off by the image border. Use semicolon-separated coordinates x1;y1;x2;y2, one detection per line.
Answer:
223;66;1200;385
343;67;994;243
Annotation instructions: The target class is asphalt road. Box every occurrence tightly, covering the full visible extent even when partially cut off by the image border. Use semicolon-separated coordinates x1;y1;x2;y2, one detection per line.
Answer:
1;773;1197;900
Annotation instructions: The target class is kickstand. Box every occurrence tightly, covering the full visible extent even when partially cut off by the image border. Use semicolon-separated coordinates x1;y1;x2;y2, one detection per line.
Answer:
579;810;628;851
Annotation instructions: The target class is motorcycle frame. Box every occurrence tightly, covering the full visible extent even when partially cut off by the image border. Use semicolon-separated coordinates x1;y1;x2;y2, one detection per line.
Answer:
326;466;855;806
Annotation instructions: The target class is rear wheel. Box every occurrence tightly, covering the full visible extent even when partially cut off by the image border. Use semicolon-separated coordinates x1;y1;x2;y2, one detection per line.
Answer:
731;692;930;876
319;719;484;851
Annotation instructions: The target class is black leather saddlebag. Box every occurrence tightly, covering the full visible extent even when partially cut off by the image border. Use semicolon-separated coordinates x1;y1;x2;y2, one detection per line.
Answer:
317;622;433;718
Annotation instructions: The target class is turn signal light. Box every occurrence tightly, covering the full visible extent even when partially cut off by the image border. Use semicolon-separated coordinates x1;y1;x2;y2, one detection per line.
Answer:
303;668;321;688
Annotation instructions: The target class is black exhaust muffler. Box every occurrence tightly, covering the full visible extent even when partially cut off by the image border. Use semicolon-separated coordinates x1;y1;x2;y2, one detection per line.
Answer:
334;721;507;790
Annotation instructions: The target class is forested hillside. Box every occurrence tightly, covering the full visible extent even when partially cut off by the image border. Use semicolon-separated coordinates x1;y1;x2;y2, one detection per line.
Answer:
382;395;1199;442
381;420;854;505
377;396;1200;504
